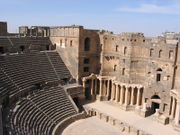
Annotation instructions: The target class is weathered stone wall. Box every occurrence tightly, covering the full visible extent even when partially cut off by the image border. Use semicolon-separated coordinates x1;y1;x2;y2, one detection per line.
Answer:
79;28;101;81
50;26;81;80
0;22;7;35
98;31;178;115
50;26;101;82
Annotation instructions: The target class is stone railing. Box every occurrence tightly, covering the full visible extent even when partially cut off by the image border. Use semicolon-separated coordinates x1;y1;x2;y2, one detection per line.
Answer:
84;106;151;135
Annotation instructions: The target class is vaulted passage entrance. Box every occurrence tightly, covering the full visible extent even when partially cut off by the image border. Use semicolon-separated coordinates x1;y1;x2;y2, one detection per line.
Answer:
151;95;161;114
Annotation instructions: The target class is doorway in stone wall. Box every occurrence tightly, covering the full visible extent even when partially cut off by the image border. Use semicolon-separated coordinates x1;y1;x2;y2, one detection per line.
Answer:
151;102;160;114
151;95;161;114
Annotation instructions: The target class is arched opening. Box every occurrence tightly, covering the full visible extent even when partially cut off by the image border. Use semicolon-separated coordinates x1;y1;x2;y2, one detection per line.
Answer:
159;50;162;58
20;45;25;52
151;95;161;114
150;48;154;57
122;68;125;75
115;45;118;52
124;47;127;55
114;65;117;71
70;40;73;47
84;37;90;51
156;68;162;82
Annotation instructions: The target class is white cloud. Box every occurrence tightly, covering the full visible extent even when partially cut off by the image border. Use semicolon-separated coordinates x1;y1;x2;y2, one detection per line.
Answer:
117;3;180;15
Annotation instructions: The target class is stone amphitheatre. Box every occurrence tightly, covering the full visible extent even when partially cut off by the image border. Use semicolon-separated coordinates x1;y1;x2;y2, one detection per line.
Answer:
0;21;180;135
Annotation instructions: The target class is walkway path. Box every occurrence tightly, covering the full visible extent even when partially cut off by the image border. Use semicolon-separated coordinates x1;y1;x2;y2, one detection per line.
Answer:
62;117;129;135
84;101;179;135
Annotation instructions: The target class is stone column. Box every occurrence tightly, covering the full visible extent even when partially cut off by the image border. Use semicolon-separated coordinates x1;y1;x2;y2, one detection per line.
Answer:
82;79;86;93
115;85;119;102
136;88;140;106
125;86;129;105
120;86;124;105
170;97;175;119
99;79;103;96
111;83;115;101
91;78;94;95
106;80;110;98
94;79;97;95
130;88;134;105
175;101;180;125
114;84;116;101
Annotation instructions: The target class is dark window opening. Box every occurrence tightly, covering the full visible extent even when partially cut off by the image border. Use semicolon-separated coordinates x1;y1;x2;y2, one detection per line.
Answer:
70;40;73;47
159;50;162;58
114;65;117;71
150;48;154;57
60;39;62;46
84;67;89;72
122;68;125;75
20;46;25;52
84;58;90;64
156;68;162;82
156;74;161;82
116;45;118;52
124;47;127;55
84;37;90;51
65;39;67;46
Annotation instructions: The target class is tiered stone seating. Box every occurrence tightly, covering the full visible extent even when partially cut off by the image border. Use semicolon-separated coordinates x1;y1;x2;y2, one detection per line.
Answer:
0;37;52;53
46;51;71;79
0;37;11;47
0;51;68;97
7;86;77;135
9;37;52;48
0;68;17;101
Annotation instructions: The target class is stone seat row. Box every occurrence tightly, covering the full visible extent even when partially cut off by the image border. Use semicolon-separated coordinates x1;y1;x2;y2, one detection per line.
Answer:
7;86;77;135
0;51;71;98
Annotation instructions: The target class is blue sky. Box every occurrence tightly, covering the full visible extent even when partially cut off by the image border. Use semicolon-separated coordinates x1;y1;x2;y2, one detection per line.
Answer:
1;0;180;36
